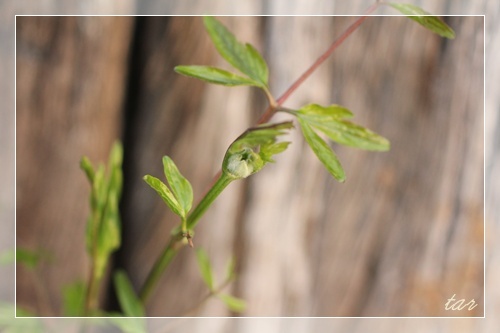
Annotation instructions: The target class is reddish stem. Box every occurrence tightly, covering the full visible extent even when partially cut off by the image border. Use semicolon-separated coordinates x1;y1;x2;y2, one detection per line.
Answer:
256;2;379;124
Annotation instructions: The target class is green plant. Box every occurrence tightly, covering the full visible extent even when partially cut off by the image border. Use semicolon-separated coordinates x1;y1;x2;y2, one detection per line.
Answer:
11;3;455;325
139;8;454;309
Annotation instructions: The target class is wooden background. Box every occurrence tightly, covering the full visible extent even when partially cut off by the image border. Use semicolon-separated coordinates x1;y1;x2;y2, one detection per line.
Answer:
11;1;490;326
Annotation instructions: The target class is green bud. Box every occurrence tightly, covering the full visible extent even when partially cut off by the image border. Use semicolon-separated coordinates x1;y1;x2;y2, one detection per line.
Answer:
223;148;260;179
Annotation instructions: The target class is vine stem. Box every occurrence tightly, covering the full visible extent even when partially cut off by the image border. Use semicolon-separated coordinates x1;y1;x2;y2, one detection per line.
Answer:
138;7;378;306
139;233;184;302
187;173;234;230
256;2;379;125
139;173;233;303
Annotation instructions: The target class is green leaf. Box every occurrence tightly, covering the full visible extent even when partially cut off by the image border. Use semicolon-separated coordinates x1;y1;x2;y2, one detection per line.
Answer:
297;103;353;119
162;156;194;217
107;142;124;197
307;118;390;151
195;248;214;291
218;294;246;313
114;270;145;317
62;281;86;316
108;141;124;169
95;193;121;280
143;175;184;218
174;65;261;87
80;156;95;183
15;248;43;270
298;118;346;182
223;122;293;179
388;3;455;39
203;16;268;87
260;141;291;163
229;122;293;153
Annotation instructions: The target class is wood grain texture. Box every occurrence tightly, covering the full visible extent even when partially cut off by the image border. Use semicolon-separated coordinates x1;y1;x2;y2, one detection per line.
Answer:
13;5;488;323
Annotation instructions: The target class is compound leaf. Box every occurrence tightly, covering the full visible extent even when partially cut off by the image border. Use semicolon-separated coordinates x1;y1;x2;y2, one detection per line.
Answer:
203;16;268;87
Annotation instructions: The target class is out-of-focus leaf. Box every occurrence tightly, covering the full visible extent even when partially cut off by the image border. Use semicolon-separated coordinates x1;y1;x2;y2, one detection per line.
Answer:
143;175;183;218
388;3;455;39
203;16;268;87
298;118;346;182
62;281;86;316
80;156;95;183
95;193;121;280
195;248;214;291
162;156;193;217
114;270;145;317
218;294;246;313
15;249;42;270
174;66;261;87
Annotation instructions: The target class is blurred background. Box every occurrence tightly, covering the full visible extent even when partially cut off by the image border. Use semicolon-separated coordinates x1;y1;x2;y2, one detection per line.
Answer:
2;0;496;331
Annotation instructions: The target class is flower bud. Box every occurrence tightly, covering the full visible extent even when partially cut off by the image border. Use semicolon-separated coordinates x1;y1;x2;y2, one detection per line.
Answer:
224;148;257;179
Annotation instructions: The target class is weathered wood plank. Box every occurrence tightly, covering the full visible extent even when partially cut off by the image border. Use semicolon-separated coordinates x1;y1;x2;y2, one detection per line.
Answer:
15;16;133;314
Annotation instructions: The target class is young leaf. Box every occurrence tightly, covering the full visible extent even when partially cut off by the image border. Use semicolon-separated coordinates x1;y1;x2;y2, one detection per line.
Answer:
260;141;291;163
62;281;86;316
307;118;390;151
203;16;269;87
388;3;455;39
162;156;194;217
195;248;214;291
223;122;293;179
95;193;121;280
297;103;354;119
174;66;261;87
218;294;246;313
143;175;184;218
229;122;294;153
114;270;145;317
80;156;95;183
298;118;346;182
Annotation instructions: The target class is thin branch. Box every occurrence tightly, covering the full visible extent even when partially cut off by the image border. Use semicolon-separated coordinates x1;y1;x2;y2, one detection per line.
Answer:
139;7;379;307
